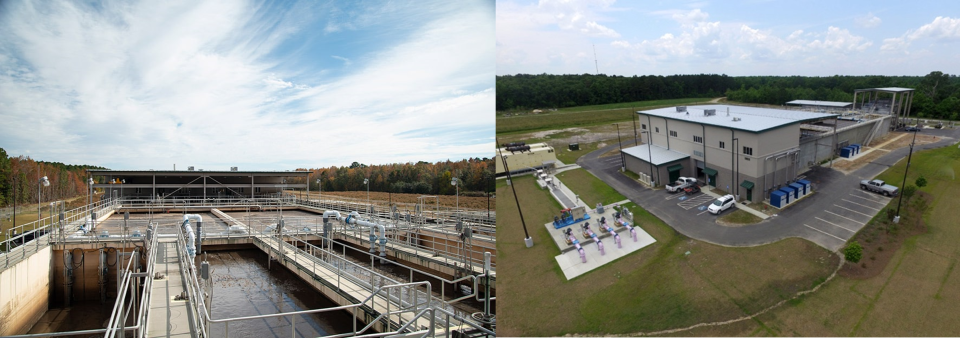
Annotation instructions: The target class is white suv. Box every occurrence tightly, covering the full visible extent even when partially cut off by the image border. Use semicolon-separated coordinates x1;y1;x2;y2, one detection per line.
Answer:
708;194;735;215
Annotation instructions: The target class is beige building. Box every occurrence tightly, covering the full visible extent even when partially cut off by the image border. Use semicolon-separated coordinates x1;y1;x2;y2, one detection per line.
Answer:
495;142;557;175
624;105;836;203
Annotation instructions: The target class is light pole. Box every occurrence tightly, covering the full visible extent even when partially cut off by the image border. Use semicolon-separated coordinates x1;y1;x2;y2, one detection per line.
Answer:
316;178;321;202
120;179;125;204
641;131;655;187
451;177;460;222
496;136;532;247
894;127;920;223
363;178;369;216
614;123;625;172
38;176;50;225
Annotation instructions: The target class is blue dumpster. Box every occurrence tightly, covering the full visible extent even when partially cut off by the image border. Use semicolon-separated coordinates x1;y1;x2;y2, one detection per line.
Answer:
770;190;787;208
840;146;853;158
790;182;805;198
781;186;798;201
797;179;811;194
851;144;861;155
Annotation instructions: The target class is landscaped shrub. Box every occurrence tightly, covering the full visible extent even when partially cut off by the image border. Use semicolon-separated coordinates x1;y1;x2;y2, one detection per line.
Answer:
845;241;863;263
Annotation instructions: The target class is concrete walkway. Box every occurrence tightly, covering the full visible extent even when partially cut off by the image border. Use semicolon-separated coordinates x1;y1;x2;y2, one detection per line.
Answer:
147;239;195;338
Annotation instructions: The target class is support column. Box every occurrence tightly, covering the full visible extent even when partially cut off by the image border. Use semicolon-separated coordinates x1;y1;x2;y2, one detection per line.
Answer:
152;174;156;200
251;176;255;198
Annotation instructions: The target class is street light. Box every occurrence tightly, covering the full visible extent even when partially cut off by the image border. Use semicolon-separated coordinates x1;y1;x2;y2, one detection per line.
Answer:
894;127;920;223
363;178;370;216
316;178;322;202
120;179;125;204
641;131;656;187
39;176;50;225
496;136;533;248
614;123;625;172
451;177;460;222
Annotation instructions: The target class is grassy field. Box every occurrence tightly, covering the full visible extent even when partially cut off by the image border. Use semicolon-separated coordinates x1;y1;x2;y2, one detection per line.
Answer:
496;174;838;336
497;98;715;134
671;142;960;336
555;168;628;206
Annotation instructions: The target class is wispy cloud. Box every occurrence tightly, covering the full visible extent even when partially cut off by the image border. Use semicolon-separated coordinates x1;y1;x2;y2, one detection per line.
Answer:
0;0;494;169
882;16;960;52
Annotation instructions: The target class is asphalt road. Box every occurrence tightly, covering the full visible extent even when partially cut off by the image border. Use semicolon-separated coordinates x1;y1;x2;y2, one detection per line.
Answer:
578;127;960;251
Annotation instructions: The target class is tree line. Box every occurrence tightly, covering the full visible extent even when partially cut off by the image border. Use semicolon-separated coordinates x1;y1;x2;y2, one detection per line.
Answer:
297;158;495;197
0;148;106;208
496;73;735;111
497;72;960;120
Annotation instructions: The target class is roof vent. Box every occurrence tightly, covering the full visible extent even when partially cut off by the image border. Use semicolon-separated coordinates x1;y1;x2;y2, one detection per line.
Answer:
704;109;716;116
231;167;238;171
676;106;687;112
188;166;195;171
732;117;742;122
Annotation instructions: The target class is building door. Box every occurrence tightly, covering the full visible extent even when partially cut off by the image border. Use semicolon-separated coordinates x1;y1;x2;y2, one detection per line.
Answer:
703;167;718;187
746;188;752;201
667;164;683;183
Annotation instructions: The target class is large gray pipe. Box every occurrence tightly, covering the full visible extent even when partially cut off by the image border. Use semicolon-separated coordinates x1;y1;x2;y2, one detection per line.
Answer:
64;251;73;307
182;214;203;257
339;211;388;257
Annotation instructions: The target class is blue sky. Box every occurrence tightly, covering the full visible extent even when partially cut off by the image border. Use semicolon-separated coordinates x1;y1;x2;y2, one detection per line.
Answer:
497;0;960;76
0;0;494;170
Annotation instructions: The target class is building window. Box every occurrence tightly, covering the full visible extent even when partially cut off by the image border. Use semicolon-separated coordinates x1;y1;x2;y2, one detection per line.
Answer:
693;150;704;158
743;146;753;156
669;130;678;137
255;187;262;193
693;135;703;143
719;141;725;149
641;124;647;130
655;127;660;133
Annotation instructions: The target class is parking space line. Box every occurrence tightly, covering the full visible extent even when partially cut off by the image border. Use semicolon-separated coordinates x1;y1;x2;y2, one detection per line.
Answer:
833;204;875;218
815;216;856;233
851;191;891;203
823;210;866;227
804;224;845;241
665;193;686;200
678;195;714;210
848;193;889;205
841;199;882;211
697;209;710;216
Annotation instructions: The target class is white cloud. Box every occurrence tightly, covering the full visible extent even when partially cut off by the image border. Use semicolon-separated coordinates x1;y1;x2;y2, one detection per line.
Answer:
855;13;882;28
882;16;960;52
0;0;494;169
537;0;621;38
806;26;872;52
331;55;352;66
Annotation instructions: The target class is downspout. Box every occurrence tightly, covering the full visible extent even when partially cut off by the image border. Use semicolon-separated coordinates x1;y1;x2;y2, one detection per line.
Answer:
731;129;735;196
702;123;708;186
665;118;670;149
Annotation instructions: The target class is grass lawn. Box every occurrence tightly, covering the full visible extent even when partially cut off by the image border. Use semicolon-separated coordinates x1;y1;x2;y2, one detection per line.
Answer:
497;98;715;134
497;174;838;336
685;142;960;336
555;168;627;206
718;209;762;225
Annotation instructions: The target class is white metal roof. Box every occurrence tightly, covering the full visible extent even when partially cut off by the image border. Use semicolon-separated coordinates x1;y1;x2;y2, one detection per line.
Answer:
858;87;915;93
622;144;689;166
785;100;852;108
637;104;837;133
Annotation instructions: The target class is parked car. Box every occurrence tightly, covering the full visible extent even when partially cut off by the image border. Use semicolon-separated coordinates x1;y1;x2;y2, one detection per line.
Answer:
683;184;701;195
666;177;697;193
708;194;736;215
860;179;898;196
904;126;922;132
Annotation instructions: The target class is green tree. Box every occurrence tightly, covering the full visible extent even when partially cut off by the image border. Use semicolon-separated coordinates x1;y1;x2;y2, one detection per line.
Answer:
902;185;917;200
915;175;927;189
844;241;863;263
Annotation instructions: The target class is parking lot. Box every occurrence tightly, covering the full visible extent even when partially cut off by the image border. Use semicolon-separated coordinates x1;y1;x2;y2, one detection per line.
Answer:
799;188;891;250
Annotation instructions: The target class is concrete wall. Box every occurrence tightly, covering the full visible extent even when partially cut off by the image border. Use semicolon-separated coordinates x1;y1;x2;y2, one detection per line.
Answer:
0;246;51;335
50;247;128;305
797;116;891;173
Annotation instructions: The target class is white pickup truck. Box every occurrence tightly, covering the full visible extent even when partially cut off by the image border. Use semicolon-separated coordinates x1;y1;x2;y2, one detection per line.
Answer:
666;177;698;193
860;179;898;196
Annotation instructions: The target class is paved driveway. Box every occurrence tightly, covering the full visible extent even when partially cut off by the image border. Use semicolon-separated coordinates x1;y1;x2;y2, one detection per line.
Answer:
578;127;959;251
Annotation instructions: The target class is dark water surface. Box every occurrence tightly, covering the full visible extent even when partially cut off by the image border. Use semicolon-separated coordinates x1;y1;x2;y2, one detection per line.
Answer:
205;250;364;337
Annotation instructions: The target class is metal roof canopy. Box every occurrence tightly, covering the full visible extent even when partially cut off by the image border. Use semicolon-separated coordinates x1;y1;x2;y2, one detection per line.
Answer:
785;100;853;108
636;104;838;133
622;144;689;166
87;169;309;176
856;87;914;93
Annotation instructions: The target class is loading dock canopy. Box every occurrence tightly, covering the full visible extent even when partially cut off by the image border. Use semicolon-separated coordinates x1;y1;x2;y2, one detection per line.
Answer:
621;144;690;166
702;167;718;176
740;180;754;190
667;164;683;172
